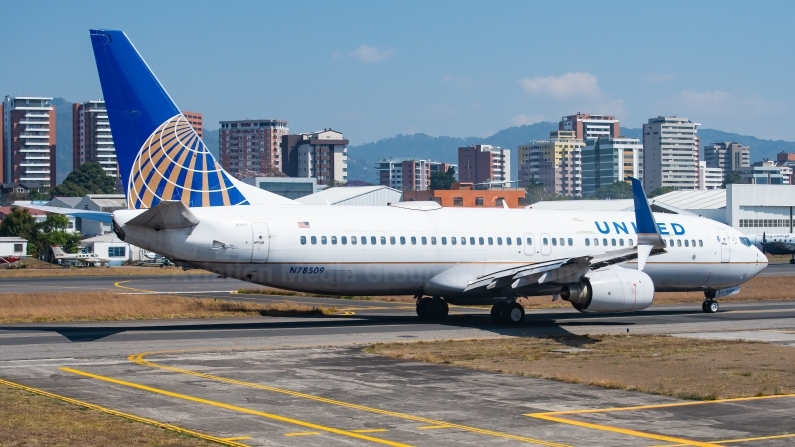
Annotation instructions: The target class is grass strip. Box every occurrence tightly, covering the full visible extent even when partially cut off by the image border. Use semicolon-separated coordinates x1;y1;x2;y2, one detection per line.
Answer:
0;291;336;323
368;335;795;400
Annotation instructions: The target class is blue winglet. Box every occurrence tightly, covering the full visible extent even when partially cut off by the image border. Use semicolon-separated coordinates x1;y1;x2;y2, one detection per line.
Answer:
630;177;664;270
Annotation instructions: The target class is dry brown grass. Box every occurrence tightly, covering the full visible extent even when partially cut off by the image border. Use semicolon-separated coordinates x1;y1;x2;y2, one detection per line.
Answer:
0;291;336;323
368;335;795;400
0;383;216;446
238;288;417;303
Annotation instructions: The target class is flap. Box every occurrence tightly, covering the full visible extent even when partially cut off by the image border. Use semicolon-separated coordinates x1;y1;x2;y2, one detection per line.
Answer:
125;200;199;230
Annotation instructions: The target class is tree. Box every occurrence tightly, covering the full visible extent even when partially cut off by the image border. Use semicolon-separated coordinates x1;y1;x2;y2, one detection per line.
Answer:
590;181;633;200
525;181;570;204
51;162;116;197
0;207;37;240
649;186;677;197
722;171;744;188
430;167;456;190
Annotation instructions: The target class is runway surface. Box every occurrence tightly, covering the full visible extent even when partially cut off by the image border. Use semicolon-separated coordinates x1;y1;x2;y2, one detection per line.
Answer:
1;271;795;445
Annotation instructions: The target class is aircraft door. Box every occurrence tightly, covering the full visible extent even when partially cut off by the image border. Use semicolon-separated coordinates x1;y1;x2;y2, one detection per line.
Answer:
523;233;535;256
251;222;270;263
718;228;730;263
540;233;551;256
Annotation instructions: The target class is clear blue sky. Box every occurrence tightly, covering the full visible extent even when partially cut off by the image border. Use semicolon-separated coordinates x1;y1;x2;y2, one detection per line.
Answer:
2;1;794;144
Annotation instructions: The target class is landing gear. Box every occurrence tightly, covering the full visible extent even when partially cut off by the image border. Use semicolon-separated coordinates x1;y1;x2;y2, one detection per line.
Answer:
702;299;719;313
416;296;448;321
789;256;795;265
490;301;525;325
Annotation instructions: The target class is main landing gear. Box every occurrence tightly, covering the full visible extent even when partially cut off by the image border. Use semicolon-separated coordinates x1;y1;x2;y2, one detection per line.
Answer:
490;301;525;325
416;296;449;321
702;291;719;313
790;254;795;265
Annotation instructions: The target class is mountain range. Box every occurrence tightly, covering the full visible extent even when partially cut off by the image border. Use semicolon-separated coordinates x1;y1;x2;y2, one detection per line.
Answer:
49;99;795;185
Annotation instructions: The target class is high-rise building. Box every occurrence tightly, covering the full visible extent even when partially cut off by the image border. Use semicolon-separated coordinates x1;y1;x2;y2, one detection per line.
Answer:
559;113;620;140
698;161;723;190
704;142;750;179
2;96;56;185
458;145;510;184
518;130;584;195
581;137;643;197
374;158;455;191
281;129;348;185
182;111;203;139
219;119;288;177
738;161;790;185
73;100;117;177
642;116;700;193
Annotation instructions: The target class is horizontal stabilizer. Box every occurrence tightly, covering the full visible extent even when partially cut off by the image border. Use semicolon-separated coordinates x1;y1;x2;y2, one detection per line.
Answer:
125;200;199;230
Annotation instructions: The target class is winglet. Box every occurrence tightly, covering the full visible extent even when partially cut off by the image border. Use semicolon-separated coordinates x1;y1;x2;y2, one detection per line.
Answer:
630;177;664;271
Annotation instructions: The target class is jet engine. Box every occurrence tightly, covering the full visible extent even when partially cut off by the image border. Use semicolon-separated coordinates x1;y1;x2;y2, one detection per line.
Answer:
559;267;654;313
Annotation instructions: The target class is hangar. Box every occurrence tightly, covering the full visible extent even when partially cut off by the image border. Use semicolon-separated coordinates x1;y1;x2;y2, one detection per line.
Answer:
296;185;402;206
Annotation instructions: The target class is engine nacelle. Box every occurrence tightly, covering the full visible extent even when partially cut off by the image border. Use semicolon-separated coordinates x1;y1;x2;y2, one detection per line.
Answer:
560;267;654;313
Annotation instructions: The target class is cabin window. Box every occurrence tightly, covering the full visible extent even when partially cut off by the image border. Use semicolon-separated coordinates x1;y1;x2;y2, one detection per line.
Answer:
342;236;347;245
422;236;427;245
691;239;696;247
677;239;682;247
300;236;307;245
487;237;493;245
497;237;503;245
552;238;557;246
611;238;616;246
479;237;484;245
699;240;703;247
411;236;417;245
311;236;317;245
400;236;406;245
331;236;337;245
441;237;447;245
470;237;476;245
431;237;437;245
525;237;531;245
351;236;357;245
669;239;674;246
593;238;598;246
558;238;564;246
568;238;573;246
585;238;590;246
321;236;327;245
603;238;608;246
684;240;689;247
451;237;457;245
461;237;466;245
381;236;386;245
390;236;396;245
619;239;624;246
371;236;377;245
361;236;367;245
506;237;511;246
629;239;633;246
543;238;549;245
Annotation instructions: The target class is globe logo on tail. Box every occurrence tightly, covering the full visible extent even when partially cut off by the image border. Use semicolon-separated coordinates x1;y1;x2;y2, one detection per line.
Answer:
128;115;248;209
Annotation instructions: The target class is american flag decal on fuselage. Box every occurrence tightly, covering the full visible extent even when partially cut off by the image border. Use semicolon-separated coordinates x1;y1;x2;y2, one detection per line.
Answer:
128;114;249;209
297;222;310;228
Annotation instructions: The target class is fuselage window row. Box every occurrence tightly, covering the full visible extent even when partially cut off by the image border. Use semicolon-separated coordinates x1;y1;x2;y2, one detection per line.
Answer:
299;236;708;249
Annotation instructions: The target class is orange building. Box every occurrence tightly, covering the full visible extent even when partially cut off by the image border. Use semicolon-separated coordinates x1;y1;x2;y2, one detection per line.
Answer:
402;183;526;208
181;111;203;139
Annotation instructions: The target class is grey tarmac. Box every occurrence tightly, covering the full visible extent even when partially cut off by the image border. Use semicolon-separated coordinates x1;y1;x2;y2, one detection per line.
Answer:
1;274;795;446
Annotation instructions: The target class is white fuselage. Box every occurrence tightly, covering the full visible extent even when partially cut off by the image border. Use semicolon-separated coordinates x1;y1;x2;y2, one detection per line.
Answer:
114;205;767;304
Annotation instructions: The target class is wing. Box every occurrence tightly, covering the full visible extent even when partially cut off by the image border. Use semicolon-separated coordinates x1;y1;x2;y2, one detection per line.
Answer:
458;178;666;295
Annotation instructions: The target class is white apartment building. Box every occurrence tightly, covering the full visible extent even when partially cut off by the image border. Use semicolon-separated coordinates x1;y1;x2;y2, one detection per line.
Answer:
374;158;455;191
519;130;584;195
73;100;117;177
698;161;723;190
642;116;700;193
581;137;643;197
2;96;56;184
290;129;348;185
704;142;750;179
559;113;620;140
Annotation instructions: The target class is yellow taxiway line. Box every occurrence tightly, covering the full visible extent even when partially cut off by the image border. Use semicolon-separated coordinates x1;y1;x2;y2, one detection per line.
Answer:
527;393;795;447
0;376;249;447
113;280;157;293
60;367;413;447
129;351;569;447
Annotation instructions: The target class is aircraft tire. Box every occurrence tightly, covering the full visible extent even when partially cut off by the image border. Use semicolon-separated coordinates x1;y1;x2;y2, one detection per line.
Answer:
490;302;506;324
703;299;719;313
790;259;795;265
500;302;525;325
416;298;432;320
430;297;448;320
701;301;708;313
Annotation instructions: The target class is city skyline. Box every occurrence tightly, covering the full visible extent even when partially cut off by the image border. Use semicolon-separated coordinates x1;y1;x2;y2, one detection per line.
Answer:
1;1;794;146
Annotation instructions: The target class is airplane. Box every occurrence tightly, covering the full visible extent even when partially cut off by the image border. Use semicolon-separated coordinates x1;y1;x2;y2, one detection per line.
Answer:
35;29;768;323
0;256;21;267
752;232;795;264
51;246;111;267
